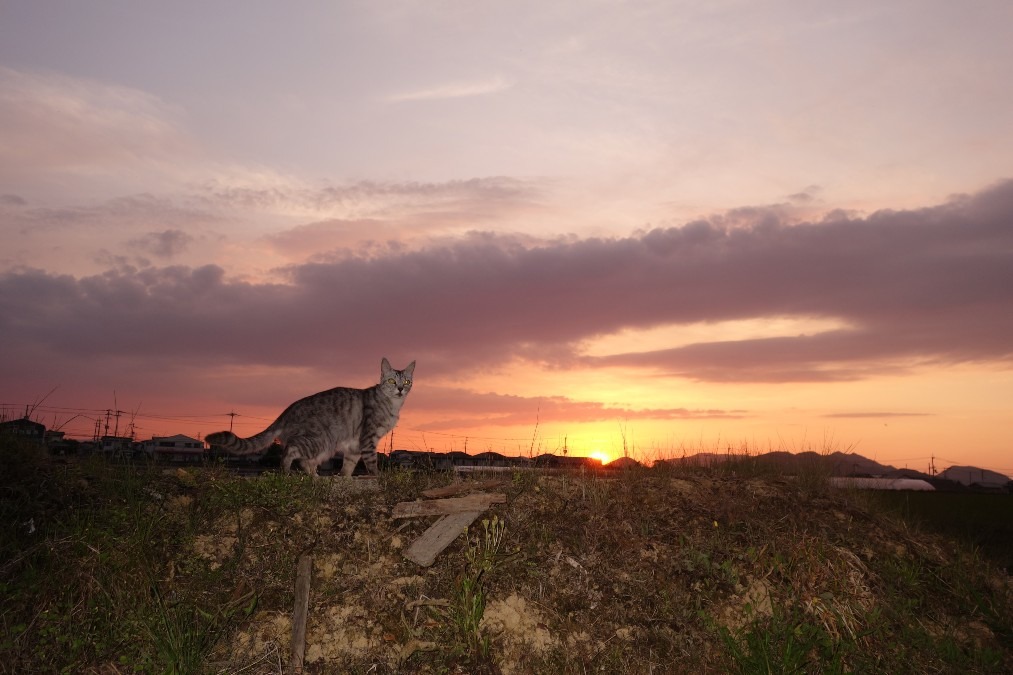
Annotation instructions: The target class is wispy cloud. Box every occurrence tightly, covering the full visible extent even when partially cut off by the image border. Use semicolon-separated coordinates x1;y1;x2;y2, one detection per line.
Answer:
261;177;545;259
386;76;513;102
823;412;933;419
0;66;192;175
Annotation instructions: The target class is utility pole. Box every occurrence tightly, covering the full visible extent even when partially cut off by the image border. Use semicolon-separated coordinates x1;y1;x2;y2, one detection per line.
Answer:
228;411;237;432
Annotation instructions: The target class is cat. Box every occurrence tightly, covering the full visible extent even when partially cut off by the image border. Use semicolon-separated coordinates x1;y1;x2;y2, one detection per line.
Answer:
206;358;414;477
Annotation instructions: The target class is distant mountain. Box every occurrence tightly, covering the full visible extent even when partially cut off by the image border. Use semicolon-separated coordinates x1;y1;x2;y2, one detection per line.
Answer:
667;450;896;476
665;450;1010;485
939;466;1011;488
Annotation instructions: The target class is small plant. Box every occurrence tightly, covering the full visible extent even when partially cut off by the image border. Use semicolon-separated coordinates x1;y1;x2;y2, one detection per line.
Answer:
720;605;847;674
453;515;508;660
146;584;258;673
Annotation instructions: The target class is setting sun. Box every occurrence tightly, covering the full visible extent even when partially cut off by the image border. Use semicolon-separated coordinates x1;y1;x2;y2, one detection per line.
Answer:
588;450;612;466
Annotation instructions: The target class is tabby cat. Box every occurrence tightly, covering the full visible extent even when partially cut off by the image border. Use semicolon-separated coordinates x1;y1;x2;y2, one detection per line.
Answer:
206;358;414;477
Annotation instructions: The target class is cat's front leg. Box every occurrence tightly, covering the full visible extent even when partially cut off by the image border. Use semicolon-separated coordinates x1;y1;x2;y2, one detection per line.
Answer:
339;440;362;477
361;448;379;476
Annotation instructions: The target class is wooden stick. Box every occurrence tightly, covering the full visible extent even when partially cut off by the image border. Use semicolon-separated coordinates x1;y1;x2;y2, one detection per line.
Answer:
392;493;506;518
290;555;313;674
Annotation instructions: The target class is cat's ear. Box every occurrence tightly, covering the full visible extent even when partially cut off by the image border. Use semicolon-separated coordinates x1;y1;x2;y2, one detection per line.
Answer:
404;361;416;377
381;357;392;375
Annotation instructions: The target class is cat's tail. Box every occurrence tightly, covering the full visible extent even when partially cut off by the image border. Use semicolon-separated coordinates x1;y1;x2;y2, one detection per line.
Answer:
205;428;278;455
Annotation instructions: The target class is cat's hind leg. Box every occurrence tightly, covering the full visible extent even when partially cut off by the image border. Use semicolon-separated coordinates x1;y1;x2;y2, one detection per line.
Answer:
281;436;315;476
300;458;321;477
280;446;298;472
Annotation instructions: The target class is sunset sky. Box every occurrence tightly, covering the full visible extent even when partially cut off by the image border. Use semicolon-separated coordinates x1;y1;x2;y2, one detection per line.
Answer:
1;1;1011;476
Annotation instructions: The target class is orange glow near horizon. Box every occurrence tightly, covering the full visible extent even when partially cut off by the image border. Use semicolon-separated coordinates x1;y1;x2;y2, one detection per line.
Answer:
31;360;1012;478
40;396;1012;476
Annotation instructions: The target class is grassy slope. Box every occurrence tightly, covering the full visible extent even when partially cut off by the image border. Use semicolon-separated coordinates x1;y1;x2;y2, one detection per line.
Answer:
1;439;1010;674
867;491;1013;575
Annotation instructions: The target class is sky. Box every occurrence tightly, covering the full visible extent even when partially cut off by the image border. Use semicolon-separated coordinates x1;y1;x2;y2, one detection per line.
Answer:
1;1;1011;475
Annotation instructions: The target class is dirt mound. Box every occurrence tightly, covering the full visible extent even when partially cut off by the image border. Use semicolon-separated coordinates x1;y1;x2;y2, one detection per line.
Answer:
201;470;1011;673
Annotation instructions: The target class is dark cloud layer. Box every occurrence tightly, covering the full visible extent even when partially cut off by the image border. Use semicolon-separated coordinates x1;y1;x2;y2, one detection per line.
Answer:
2;180;1012;388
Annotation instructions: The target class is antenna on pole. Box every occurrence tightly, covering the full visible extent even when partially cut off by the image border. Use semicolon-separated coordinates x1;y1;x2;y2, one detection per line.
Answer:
112;391;122;437
126;403;141;440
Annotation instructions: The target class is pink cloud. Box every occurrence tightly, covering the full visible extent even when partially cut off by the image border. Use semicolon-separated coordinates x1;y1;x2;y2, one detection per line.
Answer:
1;179;1011;397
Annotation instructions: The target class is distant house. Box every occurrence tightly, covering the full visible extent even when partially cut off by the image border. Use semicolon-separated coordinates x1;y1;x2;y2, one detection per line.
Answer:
44;430;71;454
143;434;206;463
388;449;536;472
389;449;439;470
386;449;605;472
0;417;46;444
100;435;134;455
472;451;513;468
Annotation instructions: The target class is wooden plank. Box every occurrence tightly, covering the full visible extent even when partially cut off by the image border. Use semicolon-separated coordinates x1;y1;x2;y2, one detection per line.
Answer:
421;479;505;499
404;511;484;567
392;493;506;519
289;555;313;675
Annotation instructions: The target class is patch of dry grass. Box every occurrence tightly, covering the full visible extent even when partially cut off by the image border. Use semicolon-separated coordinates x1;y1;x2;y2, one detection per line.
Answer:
203;466;1010;674
2;442;1010;674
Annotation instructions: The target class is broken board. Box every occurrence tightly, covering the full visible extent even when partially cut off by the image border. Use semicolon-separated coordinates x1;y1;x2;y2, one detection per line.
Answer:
394;486;505;567
403;510;485;567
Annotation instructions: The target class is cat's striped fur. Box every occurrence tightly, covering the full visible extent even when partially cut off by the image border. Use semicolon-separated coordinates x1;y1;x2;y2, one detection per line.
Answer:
206;358;414;477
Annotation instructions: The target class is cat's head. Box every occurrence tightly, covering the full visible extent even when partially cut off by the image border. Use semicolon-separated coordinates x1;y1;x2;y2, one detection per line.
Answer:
380;358;415;398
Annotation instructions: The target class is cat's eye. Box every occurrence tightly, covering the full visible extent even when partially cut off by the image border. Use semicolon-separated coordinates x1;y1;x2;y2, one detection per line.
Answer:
404;380;411;386
387;378;396;384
